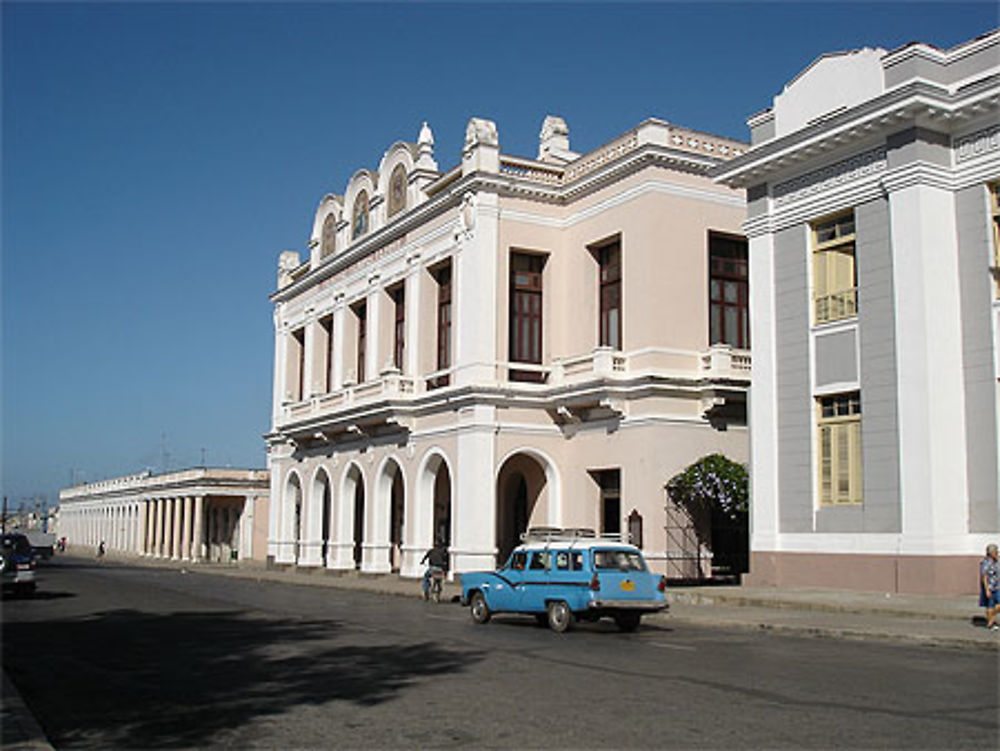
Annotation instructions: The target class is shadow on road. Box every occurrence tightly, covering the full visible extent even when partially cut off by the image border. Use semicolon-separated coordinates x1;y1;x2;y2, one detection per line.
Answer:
4;608;484;748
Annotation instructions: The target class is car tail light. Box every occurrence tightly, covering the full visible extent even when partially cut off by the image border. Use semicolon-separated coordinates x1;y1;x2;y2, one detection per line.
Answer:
589;574;600;591
657;576;667;592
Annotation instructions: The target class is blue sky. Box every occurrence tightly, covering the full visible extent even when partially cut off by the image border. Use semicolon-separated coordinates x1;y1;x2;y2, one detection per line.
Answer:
2;1;996;506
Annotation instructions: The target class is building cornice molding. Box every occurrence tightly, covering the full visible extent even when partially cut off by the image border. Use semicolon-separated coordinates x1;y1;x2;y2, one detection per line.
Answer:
714;76;1000;188
275;143;744;304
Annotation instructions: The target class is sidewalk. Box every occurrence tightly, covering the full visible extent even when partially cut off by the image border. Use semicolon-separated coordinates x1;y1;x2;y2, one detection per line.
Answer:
90;550;999;651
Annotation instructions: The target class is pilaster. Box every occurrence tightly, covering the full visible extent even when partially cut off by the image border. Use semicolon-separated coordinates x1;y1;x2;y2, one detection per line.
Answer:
886;181;970;547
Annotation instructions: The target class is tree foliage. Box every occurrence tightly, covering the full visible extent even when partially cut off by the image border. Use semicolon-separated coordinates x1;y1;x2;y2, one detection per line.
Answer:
667;453;748;523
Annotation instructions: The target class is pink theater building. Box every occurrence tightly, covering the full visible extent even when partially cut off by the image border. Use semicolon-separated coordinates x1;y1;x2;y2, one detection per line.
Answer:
266;115;750;579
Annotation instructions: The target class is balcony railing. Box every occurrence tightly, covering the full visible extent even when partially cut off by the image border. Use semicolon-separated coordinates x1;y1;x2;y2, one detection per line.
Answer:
814;287;858;324
278;346;750;425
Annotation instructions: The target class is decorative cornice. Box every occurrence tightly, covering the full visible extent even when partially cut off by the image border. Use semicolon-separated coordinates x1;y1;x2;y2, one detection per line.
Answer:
773;147;887;207
955;123;1000;163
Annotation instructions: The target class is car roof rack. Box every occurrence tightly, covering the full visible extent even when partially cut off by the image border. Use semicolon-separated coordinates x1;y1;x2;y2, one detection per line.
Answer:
519;527;629;544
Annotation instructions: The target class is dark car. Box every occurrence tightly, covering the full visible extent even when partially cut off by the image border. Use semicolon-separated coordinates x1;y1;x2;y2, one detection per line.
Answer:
1;533;37;596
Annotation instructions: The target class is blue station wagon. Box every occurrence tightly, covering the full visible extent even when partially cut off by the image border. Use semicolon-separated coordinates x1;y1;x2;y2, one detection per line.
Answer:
461;528;668;632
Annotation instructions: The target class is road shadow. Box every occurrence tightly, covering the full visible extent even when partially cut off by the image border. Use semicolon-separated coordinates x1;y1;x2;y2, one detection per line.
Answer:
0;589;75;601
3;608;484;748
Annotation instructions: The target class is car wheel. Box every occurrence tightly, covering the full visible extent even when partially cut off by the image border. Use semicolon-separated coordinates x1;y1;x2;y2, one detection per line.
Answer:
470;592;491;624
547;600;574;633
614;612;642;632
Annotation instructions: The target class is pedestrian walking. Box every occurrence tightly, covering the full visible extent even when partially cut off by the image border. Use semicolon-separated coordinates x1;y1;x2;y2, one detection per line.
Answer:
980;543;999;631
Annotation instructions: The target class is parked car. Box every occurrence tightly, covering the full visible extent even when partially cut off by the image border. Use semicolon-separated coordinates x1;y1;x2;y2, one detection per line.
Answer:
461;528;668;632
1;533;37;596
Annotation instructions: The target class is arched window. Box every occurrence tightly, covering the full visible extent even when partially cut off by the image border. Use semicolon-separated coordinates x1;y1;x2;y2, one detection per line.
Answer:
321;213;337;258
388;164;407;218
352;191;369;240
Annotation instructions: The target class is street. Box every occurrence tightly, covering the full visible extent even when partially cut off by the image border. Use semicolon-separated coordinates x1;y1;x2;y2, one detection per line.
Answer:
2;558;996;749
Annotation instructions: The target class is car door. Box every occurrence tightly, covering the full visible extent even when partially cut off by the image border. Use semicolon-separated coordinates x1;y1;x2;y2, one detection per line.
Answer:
520;551;552;612
487;551;528;612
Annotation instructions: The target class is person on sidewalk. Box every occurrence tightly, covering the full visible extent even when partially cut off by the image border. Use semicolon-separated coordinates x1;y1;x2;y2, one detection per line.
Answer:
980;543;999;631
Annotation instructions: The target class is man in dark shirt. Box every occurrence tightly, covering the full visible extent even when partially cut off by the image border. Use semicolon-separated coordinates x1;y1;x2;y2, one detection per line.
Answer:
421;542;448;599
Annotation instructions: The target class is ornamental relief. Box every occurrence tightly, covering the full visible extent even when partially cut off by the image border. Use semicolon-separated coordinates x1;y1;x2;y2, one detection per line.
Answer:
955;125;1000;163
773;147;887;206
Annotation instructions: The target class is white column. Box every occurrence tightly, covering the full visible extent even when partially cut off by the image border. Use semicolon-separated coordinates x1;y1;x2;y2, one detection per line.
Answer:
193;495;205;561
453;190;499;385
365;278;382;382
299;475;323;568
272;309;287;423
364;467;392;574
452;404;498;573
747;229;779;551
162;499;173;558
887;182;969;549
181;496;193;560
155;499;165;557
174;497;184;559
405;262;423;378
241;496;255;560
304;316;318;398
331;302;346;391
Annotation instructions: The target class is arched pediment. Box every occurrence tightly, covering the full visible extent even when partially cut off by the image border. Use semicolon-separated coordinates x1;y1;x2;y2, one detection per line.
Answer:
311;195;343;258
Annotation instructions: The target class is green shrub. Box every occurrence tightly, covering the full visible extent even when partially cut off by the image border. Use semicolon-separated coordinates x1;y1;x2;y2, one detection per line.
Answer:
667;454;748;523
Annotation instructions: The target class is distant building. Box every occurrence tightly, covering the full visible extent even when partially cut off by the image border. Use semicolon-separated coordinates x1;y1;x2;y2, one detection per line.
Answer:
267;114;750;578
58;468;270;563
714;31;1000;594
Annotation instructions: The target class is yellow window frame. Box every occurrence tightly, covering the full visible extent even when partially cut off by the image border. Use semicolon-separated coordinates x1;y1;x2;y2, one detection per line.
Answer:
812;212;858;325
817;393;864;506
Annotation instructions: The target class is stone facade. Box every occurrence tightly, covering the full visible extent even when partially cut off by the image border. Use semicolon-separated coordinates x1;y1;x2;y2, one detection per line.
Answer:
268;115;751;579
714;31;1000;594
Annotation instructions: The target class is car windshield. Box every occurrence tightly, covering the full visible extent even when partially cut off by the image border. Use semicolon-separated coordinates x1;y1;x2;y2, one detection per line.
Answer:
1;536;32;555
593;549;647;572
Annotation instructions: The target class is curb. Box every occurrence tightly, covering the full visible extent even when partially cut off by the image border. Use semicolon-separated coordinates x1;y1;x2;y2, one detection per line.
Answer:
1;671;54;751
665;591;971;622
658;613;1000;652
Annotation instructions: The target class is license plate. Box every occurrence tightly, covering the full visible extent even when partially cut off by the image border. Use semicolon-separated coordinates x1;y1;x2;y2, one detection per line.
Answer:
620;580;635;592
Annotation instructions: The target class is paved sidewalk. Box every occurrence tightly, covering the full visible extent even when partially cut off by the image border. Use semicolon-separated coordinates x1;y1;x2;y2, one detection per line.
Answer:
73;549;1000;651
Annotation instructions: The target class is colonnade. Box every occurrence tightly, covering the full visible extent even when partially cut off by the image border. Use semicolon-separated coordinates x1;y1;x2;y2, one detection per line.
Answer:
58;496;247;562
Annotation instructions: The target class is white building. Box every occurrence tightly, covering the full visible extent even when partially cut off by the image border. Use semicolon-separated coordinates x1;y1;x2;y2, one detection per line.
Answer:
714;31;1000;594
58;468;270;563
267;115;752;579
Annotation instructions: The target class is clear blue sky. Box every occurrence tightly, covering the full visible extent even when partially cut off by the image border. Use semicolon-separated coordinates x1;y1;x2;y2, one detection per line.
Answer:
2;2;996;507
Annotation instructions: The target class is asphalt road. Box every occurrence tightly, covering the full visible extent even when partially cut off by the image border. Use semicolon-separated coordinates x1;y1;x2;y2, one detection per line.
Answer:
3;558;996;750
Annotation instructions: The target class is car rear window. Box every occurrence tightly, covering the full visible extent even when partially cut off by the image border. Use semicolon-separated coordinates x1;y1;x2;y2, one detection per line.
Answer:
593;549;647;572
1;536;32;555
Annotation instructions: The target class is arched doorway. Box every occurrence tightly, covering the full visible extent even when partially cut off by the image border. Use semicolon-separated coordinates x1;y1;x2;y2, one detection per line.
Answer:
311;469;333;567
284;472;303;565
433;466;451;547
353;476;365;570
495;453;549;565
409;451;452;577
379;459;406;573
